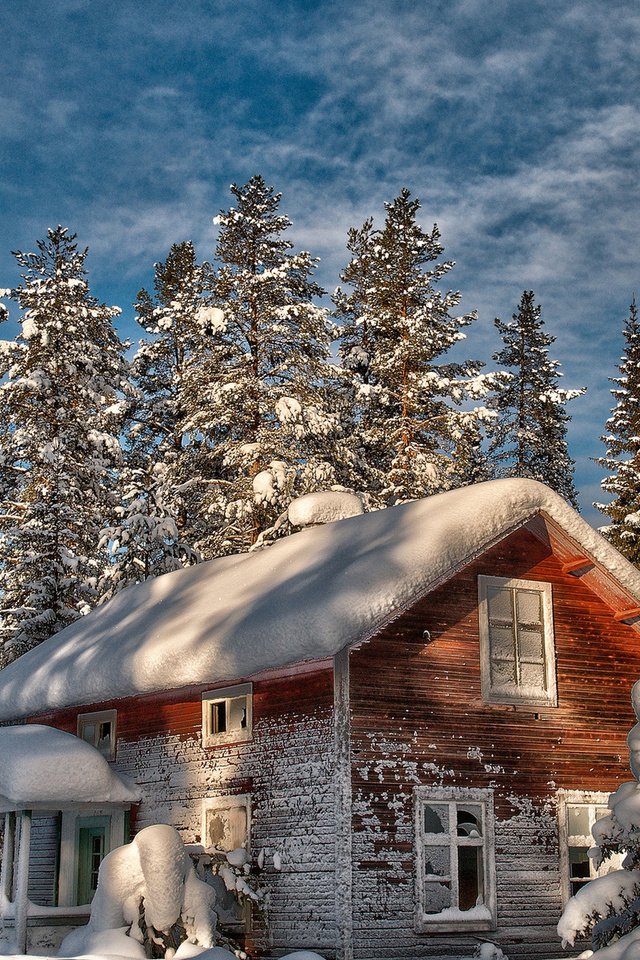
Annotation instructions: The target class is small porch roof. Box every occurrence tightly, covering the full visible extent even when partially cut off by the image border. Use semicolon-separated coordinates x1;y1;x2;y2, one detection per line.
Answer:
0;724;141;812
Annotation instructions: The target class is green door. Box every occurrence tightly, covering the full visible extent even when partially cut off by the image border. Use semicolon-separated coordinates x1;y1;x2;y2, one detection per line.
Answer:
76;816;110;905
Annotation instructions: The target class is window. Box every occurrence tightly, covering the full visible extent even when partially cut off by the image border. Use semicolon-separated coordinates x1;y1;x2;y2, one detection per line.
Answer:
558;791;624;901
478;575;557;706
77;709;117;760
414;787;496;933
202;795;250;854
202;796;251;929
202;683;252;747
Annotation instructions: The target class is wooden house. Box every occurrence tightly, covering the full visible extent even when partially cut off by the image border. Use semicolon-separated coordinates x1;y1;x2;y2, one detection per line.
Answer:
1;478;640;960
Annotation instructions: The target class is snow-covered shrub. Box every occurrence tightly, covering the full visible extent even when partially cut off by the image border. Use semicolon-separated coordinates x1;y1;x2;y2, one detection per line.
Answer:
190;843;266;956
474;943;510;960
59;825;217;958
558;680;640;956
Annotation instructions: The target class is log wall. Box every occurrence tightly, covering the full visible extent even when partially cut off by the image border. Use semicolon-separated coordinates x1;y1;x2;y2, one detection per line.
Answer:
30;668;338;955
349;526;640;960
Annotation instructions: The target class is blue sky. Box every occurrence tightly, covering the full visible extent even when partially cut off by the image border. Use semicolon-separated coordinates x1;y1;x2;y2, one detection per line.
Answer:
1;0;639;523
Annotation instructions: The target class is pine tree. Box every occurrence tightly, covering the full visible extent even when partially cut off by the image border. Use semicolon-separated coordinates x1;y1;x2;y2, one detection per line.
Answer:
0;227;131;666
100;241;213;590
596;298;640;564
186;175;343;554
334;188;495;505
490;290;584;507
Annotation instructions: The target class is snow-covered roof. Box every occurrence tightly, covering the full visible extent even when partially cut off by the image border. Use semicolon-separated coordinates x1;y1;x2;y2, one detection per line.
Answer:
0;478;639;721
0;725;142;811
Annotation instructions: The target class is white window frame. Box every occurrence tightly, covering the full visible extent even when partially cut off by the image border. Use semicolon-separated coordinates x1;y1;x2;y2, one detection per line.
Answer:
557;790;622;903
57;807;128;907
201;794;251;854
202;683;252;747
77;709;117;760
414;786;497;933
478;575;557;707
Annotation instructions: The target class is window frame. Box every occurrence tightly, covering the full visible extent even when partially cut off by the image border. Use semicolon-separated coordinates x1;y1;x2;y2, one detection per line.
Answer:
202;683;253;747
414;786;497;934
557;790;621;903
77;709;117;760
478;574;557;707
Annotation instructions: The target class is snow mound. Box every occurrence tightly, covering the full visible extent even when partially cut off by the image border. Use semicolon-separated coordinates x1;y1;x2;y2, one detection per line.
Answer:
288;490;364;526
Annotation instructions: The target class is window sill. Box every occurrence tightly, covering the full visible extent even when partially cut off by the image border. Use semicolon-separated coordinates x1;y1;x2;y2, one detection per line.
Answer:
415;916;495;934
202;730;252;749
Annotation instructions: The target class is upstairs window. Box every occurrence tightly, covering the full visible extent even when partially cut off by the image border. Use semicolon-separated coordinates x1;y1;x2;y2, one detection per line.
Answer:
202;683;252;747
77;709;117;760
478;575;557;706
414;787;496;932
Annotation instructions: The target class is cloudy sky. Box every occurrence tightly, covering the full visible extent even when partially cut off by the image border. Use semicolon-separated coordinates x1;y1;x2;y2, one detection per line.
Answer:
1;0;639;523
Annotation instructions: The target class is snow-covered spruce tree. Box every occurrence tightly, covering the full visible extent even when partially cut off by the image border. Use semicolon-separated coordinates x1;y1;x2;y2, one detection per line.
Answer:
334;188;496;506
596;299;640;566
490;290;584;508
100;242;209;592
557;679;640;957
0;227;130;666
186;175;344;554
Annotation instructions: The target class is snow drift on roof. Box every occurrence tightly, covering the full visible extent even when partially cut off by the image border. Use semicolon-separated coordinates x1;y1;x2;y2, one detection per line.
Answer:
0;478;638;721
0;725;142;809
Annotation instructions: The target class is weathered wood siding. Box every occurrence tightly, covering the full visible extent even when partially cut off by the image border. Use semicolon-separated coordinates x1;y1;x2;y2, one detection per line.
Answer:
32;668;338;955
27;814;60;907
349;526;640;960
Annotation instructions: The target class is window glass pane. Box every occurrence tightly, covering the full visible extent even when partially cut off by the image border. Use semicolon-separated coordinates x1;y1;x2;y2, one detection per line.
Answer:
458;845;484;910
80;722;96;745
96;722;112;757
491;658;517;687
568;806;591;838
518;628;545;661
569;846;591;896
423;803;448;835
424;846;451;915
595;806;609;821
424;879;451;914
489;624;515;658
516;590;542;625
519;661;545;690
487;586;512;621
424;845;450;878
212;701;227;734
457;805;483;838
228;696;247;731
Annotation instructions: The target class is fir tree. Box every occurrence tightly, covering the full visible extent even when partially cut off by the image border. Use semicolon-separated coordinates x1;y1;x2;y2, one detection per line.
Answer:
0;227;130;666
596;298;640;564
187;175;343;554
101;241;213;588
490;290;584;507
334;188;495;505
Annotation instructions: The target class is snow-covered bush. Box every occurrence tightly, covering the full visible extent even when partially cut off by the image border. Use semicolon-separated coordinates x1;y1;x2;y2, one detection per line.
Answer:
58;824;253;959
558;679;640;957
